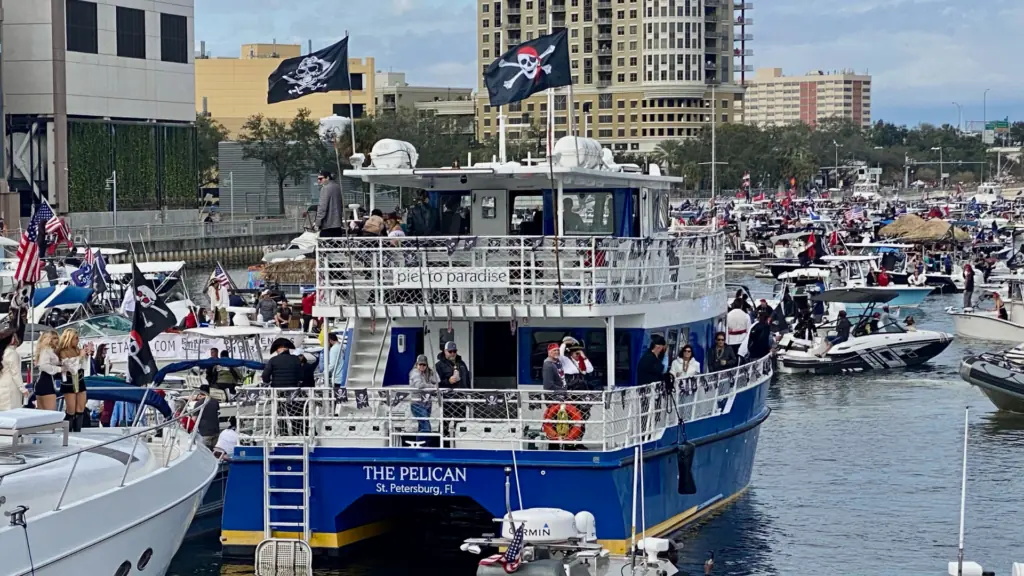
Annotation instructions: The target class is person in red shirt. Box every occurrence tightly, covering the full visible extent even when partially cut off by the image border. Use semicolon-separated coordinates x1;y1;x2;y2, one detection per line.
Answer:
184;308;198;329
301;290;316;333
876;267;891;287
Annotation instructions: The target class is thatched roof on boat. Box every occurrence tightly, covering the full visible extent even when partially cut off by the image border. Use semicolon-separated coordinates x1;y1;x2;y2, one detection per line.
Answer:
879;214;970;242
262;260;315;283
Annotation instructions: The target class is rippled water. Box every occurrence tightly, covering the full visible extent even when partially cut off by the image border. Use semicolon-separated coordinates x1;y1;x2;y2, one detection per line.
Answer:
170;273;1024;575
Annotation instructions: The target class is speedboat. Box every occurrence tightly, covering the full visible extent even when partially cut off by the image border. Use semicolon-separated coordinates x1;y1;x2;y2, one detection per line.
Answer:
777;289;954;375
821;255;933;312
0;403;218;575
959;347;1024;412
262;230;318;263
949;278;1024;343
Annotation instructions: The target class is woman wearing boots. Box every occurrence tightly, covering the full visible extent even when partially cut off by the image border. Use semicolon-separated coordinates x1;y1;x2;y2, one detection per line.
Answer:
56;329;91;431
34;331;61;411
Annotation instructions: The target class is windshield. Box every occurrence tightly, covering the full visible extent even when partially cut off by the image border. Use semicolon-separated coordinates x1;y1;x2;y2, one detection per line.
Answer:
84;314;132;334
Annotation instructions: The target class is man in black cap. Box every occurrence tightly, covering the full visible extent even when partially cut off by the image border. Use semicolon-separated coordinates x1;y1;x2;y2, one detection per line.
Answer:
315;170;344;238
195;385;221;450
261;338;302;388
636;333;667;386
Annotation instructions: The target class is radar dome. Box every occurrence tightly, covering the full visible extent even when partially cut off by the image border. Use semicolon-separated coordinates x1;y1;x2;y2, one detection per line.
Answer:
370;139;419;169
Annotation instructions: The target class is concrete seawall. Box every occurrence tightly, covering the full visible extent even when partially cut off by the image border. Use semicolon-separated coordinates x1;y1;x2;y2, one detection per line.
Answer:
91;231;298;266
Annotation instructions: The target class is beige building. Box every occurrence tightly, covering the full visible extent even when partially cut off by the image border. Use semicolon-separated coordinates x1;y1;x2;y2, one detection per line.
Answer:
195;43;375;135
375;71;473;112
475;0;754;154
744;67;872;129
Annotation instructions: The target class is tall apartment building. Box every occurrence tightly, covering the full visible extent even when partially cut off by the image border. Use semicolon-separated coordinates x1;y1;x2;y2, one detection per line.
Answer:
744;68;872;129
475;0;753;154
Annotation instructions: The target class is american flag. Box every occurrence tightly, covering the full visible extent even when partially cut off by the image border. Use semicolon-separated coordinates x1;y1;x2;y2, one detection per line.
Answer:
844;206;865;222
502;522;526;573
84;247;96;265
212;263;231;288
44;209;72;253
14;203;53;284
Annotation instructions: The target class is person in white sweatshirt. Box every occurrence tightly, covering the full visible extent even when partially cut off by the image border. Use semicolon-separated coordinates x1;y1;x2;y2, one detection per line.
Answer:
670;345;701;380
0;332;26;411
559;337;594;390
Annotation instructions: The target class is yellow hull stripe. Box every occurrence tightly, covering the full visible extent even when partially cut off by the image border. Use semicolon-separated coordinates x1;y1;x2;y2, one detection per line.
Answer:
220;487;748;553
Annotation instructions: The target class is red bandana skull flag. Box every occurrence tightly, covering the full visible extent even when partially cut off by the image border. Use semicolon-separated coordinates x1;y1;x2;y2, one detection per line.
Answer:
128;262;175;387
485;30;571;107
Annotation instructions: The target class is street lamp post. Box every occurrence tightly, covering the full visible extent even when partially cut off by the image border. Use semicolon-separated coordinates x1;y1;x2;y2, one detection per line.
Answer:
931;146;944;189
983;88;991;140
832;140;842;189
952;101;963;133
105;171;118;228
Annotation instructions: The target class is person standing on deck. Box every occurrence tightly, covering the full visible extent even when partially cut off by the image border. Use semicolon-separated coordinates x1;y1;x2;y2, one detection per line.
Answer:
726;302;751;357
409;355;439;444
963;263;975;309
542;344;567;393
636;334;667;386
316;171;344;238
435;341;470;389
710;332;738;372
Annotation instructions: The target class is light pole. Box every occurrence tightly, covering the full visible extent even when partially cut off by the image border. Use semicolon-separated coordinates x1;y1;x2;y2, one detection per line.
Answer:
952;101;963;133
105;171;118;228
983;88;991;140
832;140;842;189
931;146;944;189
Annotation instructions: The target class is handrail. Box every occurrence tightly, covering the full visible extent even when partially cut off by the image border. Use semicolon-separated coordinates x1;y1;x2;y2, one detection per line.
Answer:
370;318;392;386
0;396;212;484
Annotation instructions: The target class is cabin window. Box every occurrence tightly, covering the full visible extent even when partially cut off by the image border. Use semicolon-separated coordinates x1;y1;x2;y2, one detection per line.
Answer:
481;195;497;219
652;190;671;232
563;192;614;235
511;193;544;235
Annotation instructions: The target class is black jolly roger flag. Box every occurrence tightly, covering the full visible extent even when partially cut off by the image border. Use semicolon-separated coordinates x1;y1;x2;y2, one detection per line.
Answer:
126;326;157;388
267;37;351;104
131;262;176;341
485;30;571;107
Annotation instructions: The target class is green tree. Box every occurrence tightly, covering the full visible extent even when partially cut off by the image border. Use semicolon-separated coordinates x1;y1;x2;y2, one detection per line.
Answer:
237;108;322;215
196;113;229;187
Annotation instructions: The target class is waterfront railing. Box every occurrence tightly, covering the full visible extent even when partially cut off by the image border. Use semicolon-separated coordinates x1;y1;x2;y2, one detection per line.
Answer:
234;355;772;452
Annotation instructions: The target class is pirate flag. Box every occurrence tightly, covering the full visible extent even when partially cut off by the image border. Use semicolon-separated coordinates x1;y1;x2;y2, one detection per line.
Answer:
485;30;571;107
268;37;351;104
131;262;176;341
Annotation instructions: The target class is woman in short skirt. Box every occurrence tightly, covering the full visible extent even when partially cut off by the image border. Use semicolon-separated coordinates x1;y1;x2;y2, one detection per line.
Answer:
56;329;91;431
34;331;61;411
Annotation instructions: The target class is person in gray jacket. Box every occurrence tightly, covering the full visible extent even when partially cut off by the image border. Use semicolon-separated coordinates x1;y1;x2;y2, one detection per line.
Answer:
408;354;439;442
542;343;566;391
316;170;344;237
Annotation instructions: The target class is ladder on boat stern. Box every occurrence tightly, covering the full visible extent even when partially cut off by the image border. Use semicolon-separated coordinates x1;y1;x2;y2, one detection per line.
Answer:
255;438;313;576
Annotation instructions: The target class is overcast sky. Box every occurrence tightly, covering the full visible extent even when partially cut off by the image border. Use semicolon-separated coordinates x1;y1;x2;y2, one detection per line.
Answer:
195;0;1024;127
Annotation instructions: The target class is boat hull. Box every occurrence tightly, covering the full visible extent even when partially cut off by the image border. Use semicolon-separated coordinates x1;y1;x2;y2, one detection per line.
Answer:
843;286;933;314
220;377;772;557
960;354;1024;413
949;312;1024;343
778;332;954;375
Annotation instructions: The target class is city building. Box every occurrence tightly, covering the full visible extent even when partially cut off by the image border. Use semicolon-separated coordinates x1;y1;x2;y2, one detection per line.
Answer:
375;71;474;113
475;0;753;154
2;0;196;220
743;67;872;129
195;43;375;135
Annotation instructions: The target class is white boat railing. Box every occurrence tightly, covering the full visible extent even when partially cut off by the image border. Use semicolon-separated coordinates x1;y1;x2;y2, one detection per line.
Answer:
235;356;772;451
315;234;726;314
0;393;213;512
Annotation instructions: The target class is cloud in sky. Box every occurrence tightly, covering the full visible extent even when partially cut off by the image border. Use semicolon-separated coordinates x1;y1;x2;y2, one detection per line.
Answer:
195;0;1024;125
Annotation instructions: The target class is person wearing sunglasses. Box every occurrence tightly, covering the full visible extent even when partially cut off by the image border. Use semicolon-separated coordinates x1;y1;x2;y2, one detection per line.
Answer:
409;354;439;444
670;345;701;380
315;170;344;238
711;331;737;372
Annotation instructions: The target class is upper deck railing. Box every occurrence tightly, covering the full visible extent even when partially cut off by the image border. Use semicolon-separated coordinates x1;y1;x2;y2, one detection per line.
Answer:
235;355;772;452
315;231;725;317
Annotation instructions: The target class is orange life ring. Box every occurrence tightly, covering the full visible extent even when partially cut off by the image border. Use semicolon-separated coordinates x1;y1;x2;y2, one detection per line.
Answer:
542;403;584;441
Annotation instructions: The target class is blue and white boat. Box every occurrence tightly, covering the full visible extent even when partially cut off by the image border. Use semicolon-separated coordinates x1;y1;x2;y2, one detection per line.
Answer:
218;139;773;561
821;255;932;313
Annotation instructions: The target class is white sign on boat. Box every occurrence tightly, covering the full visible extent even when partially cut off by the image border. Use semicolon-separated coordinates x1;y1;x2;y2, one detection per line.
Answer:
391;267;511;289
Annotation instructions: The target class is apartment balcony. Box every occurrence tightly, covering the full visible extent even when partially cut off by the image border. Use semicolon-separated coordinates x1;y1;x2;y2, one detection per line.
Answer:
705;15;719;23
506;6;521;15
705;0;721;8
597;78;613;88
597;32;612;41
704;61;717;70
551;1;566;12
734;48;753;56
739;64;753;72
705;77;721;85
705;31;721;39
597;63;613;72
735;17;753;25
507;21;521;30
597;17;612;25
735;33;753;41
597;0;612;7
597;47;612;56
553;17;566;27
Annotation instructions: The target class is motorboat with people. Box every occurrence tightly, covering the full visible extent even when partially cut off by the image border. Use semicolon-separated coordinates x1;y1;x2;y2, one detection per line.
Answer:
219;137;775;568
0;400;218;575
821;254;933;312
959;346;1024;413
777;289;954;374
947;277;1024;343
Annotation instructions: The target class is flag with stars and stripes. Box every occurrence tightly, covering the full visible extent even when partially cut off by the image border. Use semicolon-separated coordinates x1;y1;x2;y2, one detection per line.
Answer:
44;211;72;253
14;203;53;284
502;522;526;573
212;262;231;288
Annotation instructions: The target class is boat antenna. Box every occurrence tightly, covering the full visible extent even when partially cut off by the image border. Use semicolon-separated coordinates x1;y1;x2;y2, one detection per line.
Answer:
639;441;647;542
956;407;969;576
503;400;524;510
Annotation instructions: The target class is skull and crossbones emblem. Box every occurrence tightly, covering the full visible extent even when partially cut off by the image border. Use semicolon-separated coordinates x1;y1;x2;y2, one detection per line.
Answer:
127;331;152;381
283;56;336;96
498;45;557;89
135;285;169;328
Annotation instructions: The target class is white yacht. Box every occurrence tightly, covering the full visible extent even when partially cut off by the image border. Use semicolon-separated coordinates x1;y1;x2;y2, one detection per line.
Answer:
0;404;219;575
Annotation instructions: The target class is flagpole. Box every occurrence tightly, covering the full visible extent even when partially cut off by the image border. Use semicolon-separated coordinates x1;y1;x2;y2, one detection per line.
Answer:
546;14;554;161
567;82;580;165
498;106;507;163
344;32;357;162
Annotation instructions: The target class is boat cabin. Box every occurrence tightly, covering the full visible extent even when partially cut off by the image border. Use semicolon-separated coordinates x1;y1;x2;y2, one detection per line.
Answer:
314;153;728;391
